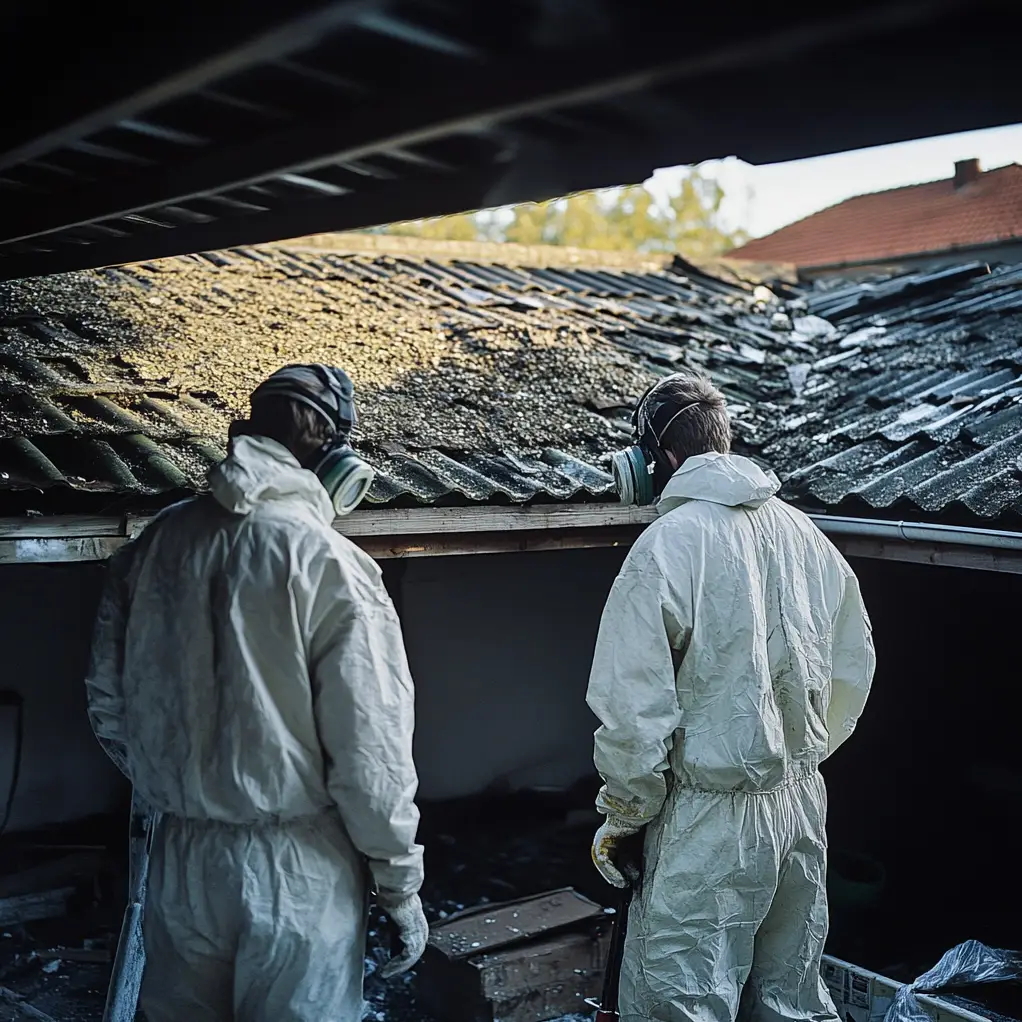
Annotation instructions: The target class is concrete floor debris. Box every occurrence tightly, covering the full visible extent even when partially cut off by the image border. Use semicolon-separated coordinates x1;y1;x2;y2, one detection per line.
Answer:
0;791;1019;1022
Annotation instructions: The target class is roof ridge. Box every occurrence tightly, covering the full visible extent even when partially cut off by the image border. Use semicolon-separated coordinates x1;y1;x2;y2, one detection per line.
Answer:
279;231;676;272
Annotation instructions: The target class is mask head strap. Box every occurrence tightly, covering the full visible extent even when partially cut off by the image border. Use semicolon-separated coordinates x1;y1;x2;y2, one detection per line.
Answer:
251;364;357;438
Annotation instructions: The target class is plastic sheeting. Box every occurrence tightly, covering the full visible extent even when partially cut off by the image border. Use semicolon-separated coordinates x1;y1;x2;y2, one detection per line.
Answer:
884;940;1022;1022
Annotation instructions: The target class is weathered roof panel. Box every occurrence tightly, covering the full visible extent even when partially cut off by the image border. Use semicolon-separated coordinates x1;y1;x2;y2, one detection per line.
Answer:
3;240;1022;529
777;262;1022;526
0;241;802;514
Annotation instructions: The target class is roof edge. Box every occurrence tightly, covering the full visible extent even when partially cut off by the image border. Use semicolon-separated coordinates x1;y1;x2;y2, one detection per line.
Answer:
0;503;659;542
729;162;1022;263
281;231;674;271
5;508;1022;568
0;504;659;563
784;238;1019;272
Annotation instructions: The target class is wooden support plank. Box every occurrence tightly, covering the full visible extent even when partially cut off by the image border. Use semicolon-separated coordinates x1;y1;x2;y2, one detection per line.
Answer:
0;517;127;539
0;504;655;544
0;538;125;564
0;509;1021;571
35;948;112;965
0;525;644;563
0;986;58;1022
0;888;75;928
831;536;1022;574
356;525;644;560
337;503;658;536
0;851;105;900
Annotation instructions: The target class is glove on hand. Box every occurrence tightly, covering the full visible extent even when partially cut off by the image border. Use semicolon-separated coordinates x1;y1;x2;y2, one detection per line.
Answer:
592;817;643;889
377;893;429;978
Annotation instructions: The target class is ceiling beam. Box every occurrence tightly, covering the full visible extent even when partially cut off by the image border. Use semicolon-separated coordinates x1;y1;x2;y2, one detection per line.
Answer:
0;165;504;280
0;2;964;248
0;2;386;174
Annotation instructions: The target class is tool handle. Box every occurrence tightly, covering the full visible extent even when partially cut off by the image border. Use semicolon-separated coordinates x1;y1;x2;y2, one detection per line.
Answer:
595;828;645;1016
103;790;159;1022
102;902;144;1022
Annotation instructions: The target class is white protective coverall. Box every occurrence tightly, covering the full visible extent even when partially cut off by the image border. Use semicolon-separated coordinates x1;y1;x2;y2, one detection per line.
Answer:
85;435;423;1022
588;452;874;1022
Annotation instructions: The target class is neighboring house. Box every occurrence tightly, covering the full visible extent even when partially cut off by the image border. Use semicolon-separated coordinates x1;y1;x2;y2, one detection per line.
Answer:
730;159;1022;278
0;241;1018;960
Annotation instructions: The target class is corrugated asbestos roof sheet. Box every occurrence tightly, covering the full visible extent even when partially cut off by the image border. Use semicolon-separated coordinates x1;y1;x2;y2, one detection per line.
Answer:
4;245;1021;528
0;244;807;514
774;262;1022;526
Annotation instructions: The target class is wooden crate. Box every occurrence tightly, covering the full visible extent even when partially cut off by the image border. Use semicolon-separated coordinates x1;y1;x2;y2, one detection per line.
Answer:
417;888;613;1022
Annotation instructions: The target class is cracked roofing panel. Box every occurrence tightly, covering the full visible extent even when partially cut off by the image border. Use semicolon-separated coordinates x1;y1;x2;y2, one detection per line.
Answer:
778;262;1022;527
0;241;804;514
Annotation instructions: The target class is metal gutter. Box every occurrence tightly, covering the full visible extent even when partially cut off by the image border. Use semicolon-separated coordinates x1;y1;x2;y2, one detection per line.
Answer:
810;514;1022;552
811;514;1022;574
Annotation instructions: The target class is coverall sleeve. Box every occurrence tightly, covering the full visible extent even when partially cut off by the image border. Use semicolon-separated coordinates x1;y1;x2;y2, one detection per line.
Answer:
84;545;135;779
587;552;687;827
825;564;875;757
307;547;424;901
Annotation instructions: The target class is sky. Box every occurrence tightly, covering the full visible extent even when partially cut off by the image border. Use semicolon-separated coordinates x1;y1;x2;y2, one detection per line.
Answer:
647;123;1022;240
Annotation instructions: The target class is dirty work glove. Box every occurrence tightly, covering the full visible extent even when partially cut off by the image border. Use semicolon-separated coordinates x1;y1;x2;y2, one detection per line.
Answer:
592;817;643;889
378;893;429;978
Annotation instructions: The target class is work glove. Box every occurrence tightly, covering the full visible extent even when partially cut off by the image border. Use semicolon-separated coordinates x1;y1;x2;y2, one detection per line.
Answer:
377;893;429;978
592;817;644;889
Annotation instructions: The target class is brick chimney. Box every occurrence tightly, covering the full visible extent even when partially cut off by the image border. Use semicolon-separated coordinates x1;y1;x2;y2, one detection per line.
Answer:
954;158;981;188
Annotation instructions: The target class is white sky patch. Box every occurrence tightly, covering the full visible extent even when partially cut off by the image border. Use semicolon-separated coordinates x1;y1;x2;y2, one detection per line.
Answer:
645;123;1022;239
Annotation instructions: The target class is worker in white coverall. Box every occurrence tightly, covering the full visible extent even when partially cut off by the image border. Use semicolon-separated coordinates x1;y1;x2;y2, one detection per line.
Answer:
593;372;875;1022
85;364;427;1022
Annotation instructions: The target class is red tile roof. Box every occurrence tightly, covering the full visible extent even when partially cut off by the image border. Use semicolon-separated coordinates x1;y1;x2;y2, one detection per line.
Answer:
730;163;1022;268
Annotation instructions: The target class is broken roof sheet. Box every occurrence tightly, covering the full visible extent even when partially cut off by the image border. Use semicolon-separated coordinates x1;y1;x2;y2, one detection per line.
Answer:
0;242;805;514
774;262;1022;527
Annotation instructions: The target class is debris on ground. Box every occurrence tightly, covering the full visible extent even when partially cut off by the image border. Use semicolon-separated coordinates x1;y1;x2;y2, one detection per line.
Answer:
1;790;1019;1022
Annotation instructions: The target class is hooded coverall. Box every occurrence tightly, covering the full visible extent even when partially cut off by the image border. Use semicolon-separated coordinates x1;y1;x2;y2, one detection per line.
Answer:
588;453;875;1022
85;435;423;1022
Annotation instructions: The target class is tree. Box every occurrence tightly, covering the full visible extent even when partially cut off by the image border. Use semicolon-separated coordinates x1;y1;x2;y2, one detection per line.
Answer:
379;212;479;241
377;168;747;257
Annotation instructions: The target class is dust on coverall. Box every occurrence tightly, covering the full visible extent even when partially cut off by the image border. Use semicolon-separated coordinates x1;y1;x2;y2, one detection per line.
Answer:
85;435;423;1022
587;452;875;1022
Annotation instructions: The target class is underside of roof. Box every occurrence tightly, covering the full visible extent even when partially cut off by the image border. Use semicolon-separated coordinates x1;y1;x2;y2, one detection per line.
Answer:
0;0;1019;280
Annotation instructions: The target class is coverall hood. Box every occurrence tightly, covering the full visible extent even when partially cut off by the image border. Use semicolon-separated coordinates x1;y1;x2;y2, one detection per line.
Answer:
209;434;335;524
656;451;780;515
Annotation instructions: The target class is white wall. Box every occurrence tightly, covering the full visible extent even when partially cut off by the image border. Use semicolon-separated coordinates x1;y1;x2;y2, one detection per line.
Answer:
393;547;625;800
0;545;626;833
0;564;128;833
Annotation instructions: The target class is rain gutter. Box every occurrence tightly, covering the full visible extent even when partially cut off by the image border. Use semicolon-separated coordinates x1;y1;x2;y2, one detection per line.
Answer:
810;514;1022;574
811;515;1022;551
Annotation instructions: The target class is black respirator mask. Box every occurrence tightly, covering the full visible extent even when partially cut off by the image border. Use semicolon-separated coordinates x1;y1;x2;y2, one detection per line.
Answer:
251;364;375;517
611;376;699;505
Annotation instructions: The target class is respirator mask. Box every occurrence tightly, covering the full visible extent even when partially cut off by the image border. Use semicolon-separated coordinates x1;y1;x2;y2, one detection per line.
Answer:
252;364;375;516
611;375;699;505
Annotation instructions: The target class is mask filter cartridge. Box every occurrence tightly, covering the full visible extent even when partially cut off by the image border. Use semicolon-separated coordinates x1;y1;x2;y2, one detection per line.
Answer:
310;444;375;516
611;445;656;506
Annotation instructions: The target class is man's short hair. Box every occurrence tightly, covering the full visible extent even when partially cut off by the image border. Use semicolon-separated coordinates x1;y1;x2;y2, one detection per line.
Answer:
247;395;334;462
655;374;731;464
